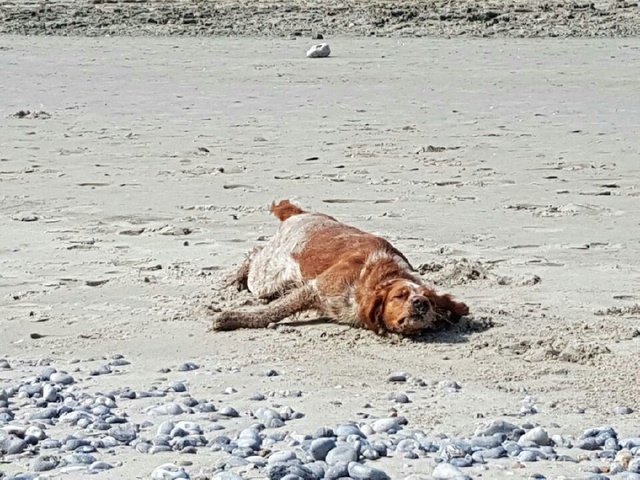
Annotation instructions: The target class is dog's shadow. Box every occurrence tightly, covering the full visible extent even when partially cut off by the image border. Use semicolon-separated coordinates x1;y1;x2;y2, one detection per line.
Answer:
279;315;495;344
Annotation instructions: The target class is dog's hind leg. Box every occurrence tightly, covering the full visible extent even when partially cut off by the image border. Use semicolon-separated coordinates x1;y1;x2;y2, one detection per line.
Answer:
211;285;319;331
226;247;263;291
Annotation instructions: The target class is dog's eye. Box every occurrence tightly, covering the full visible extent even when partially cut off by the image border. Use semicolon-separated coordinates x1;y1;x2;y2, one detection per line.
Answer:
393;291;407;300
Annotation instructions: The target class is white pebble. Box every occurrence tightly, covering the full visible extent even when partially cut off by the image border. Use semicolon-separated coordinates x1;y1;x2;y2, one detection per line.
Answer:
306;43;331;58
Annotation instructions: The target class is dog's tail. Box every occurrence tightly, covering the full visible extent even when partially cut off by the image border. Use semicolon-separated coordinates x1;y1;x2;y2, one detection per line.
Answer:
270;199;305;222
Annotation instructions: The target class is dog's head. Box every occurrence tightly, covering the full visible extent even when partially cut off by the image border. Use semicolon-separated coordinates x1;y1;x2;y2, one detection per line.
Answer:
363;279;438;335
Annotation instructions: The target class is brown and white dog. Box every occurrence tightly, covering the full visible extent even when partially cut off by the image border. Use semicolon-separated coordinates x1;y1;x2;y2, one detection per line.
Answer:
212;200;469;335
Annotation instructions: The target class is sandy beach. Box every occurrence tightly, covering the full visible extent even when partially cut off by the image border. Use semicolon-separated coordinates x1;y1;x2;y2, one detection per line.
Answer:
1;34;639;479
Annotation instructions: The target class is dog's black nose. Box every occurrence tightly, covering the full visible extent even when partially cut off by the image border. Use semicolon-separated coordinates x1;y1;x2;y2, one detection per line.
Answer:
412;297;430;311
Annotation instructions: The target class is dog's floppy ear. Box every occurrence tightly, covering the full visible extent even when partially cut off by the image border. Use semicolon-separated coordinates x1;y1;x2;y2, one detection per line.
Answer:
359;288;388;334
422;287;469;322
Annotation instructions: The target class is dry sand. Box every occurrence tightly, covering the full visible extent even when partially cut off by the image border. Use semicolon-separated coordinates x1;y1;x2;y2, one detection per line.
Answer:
1;35;639;478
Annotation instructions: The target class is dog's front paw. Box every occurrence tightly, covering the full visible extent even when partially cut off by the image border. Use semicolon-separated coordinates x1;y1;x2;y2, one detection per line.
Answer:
211;311;241;331
453;301;469;317
447;301;469;323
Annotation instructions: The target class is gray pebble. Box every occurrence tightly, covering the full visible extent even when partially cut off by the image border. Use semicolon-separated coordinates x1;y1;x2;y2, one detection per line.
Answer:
370;440;388;457
268;450;296;464
50;372;74;385
614;406;634;415
120;390;136;399
620;438;640;449
313;427;334;438
237;429;262;450
249;393;266;401
264;369;278;377
219;406;239;417
310;438;336;461
254;407;284;428
279;405;295;420
110;358;131;366
64;438;90;451
62;453;97;465
213;473;243;480
518;450;542;462
216;455;248;469
90;461;114;471
394;393;411;404
439;380;461;392
469;434;504;450
584;426;617;438
473;445;506;462
397;438;420;453
503;441;522;457
101;436;119;448
39;367;57;380
162;403;185;415
387;372;407;383
177;362;199;372
519;427;550;446
348;461;391;480
106;415;127;424
575;437;600;450
371;418;400;434
109;424;137;443
449;457;472;468
92;404;110;416
29;406;58;421
474;419;518;437
172;382;187;393
431;462;471;479
555;454;576;462
324;461;349;480
610;463;625;475
175;421;202;434
246;455;267;467
158;422;175;436
136;442;153;454
151;463;190;479
305;461;327;478
0;359;11;370
41;439;62;449
26;426;46;441
325;445;358;466
93;365;112;376
32;455;59;472
551;434;572;448
4;438;27;455
335;424;363;438
362;447;380;460
20;384;43;397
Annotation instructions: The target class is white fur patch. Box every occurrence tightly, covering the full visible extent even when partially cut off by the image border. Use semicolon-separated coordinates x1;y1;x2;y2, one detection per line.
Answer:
247;213;334;298
360;249;413;280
